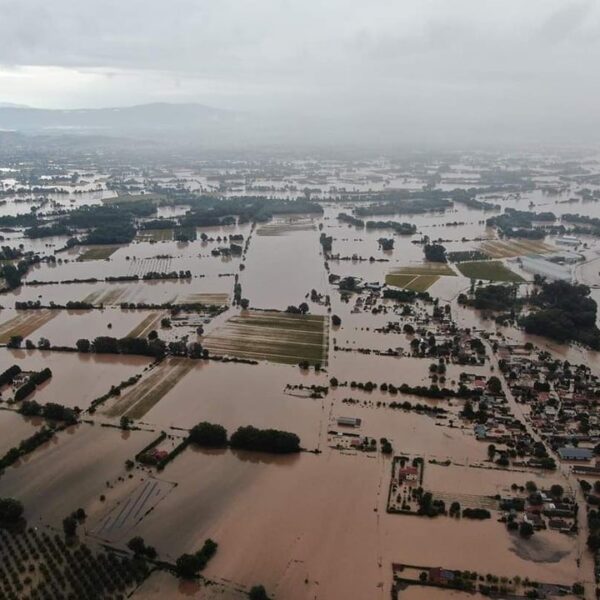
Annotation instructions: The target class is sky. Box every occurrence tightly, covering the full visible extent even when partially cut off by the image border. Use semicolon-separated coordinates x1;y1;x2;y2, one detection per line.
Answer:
1;0;600;145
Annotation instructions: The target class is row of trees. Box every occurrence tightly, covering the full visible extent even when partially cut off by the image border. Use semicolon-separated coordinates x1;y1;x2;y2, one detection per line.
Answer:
189;422;301;454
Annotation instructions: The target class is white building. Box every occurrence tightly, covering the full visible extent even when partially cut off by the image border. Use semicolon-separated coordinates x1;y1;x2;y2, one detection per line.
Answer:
518;255;572;281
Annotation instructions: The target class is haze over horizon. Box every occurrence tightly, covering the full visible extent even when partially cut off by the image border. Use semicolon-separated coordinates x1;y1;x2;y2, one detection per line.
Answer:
1;0;600;147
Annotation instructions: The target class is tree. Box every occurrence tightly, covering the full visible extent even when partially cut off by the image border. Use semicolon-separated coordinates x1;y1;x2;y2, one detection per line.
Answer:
249;585;271;600
62;516;78;537
550;484;564;498
7;335;23;348
230;426;300;453
76;338;90;353
487;376;502;395
424;243;447;263
127;537;147;556
487;444;496;461
240;298;250;310
0;498;24;523
331;314;341;327
175;553;202;579
189;422;228;447
519;521;534;537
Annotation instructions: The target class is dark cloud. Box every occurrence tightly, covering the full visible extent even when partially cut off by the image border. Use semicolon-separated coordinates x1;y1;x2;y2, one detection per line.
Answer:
0;0;599;144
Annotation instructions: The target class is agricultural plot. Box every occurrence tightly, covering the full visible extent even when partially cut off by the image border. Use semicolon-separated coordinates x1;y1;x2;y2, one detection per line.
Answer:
103;192;165;205
104;358;195;419
480;239;555;259
385;263;455;292
89;477;176;543
0;309;57;343
78;246;121;261
178;292;230;306
203;310;329;365
455;260;524;282
127;312;164;338
256;220;317;236
388;263;457;276
135;228;174;242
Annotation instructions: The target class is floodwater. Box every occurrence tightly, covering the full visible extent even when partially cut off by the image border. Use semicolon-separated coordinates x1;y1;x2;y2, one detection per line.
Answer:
0;409;43;454
0;423;157;524
140;360;328;450
2;158;600;599
3;349;151;409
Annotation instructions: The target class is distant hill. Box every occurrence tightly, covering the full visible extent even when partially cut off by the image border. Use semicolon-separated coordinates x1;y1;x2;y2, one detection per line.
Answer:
0;102;235;134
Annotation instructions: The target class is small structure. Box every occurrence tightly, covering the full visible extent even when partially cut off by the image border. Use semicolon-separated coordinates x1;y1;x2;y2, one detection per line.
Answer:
556;235;580;247
397;466;418;482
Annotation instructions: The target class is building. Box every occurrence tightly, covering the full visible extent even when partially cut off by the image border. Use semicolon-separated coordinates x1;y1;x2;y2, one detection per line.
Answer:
337;416;362;428
397;466;418;482
557;446;593;461
518;255;572;282
556;235;580;247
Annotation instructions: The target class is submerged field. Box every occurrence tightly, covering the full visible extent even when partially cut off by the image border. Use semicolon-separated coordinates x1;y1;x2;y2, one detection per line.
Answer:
203;310;329;365
0;309;58;343
104;358;195;419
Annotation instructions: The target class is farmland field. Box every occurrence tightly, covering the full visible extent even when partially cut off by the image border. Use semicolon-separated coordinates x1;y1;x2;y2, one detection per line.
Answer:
0;309;58;343
78;246;121;261
479;239;555;258
104;358;195;418
203;310;329;365
455;260;524;282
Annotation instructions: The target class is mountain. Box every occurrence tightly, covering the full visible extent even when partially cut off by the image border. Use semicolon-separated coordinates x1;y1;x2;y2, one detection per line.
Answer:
0;102;236;134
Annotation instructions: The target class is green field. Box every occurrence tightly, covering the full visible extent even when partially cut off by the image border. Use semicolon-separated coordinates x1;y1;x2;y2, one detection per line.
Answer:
480;239;554;259
456;260;524;282
203;310;329;366
103;192;165;205
385;273;440;292
136;229;174;242
78;246;120;261
389;263;456;277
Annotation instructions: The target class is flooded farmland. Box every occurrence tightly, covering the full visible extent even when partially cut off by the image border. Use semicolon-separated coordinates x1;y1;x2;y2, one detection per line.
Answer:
2;152;600;600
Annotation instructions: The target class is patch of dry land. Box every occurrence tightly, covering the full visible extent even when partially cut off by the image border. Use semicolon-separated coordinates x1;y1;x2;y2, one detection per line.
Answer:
256;219;317;236
455;260;524;282
104;357;195;419
135;229;174;242
0;309;58;343
177;292;230;306
203;309;329;366
78;245;121;261
479;239;555;258
385;263;456;291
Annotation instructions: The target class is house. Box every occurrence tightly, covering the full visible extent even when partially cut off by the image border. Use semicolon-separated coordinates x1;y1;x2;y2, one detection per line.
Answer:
429;568;455;585
397;467;418;483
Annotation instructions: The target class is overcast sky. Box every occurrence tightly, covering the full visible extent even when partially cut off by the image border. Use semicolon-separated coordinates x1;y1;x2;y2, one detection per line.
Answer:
1;0;599;144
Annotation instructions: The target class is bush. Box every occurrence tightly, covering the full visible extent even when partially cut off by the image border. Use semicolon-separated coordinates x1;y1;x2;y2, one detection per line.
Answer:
249;586;271;600
0;497;24;523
